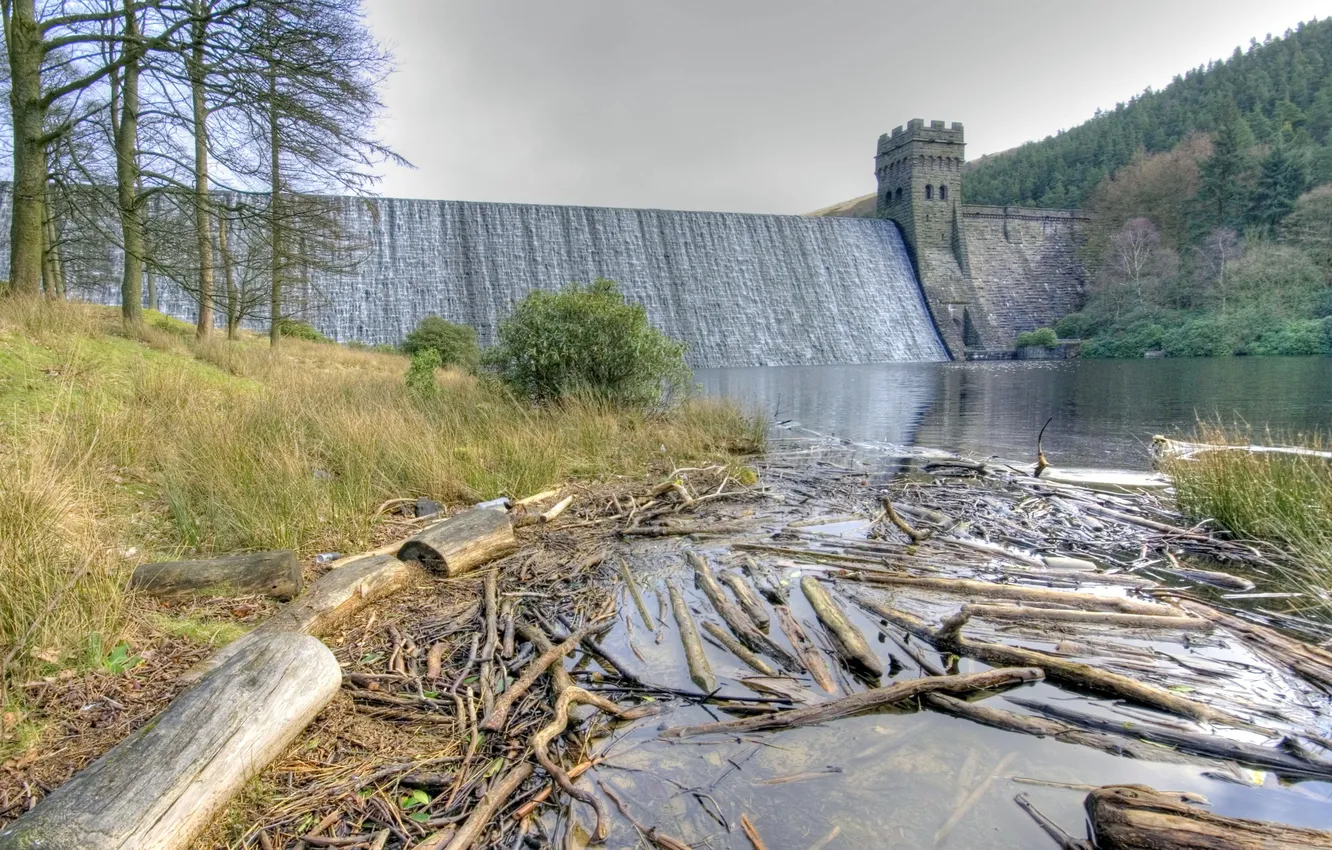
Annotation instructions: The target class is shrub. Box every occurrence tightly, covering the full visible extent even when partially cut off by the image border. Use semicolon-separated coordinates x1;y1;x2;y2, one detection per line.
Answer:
1053;312;1094;340
401;315;480;370
276;318;329;342
484;278;691;408
405;348;442;397
1015;327;1058;348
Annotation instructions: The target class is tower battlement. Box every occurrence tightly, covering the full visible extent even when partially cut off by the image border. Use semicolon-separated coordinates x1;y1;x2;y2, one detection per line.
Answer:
877;119;965;155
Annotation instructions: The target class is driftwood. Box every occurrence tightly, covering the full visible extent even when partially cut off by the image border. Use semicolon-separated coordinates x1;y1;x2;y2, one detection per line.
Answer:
1181;601;1332;691
436;762;535;850
1014;793;1093;850
1007;697;1332;780
701;621;777;676
1086;784;1332;850
660;667;1043;738
0;634;340;850
553;614;642;684
800;578;882;677
1155;563;1255;591
841;571;1178;615
742;556;788;605
1154;435;1332;462
960;604;1212;632
130;550;302;600
774;605;834;692
687;552;800;671
935;608;1251;728
398;509;518;576
667;578;715;691
719;571;771;629
184;553;418;682
531;687;657;843
515;624;576;695
480;620;604;731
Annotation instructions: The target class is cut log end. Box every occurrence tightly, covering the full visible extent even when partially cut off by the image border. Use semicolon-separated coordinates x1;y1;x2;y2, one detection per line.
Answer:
397;508;518;576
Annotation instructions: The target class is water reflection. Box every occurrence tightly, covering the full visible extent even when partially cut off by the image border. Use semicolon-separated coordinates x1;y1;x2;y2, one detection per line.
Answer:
699;357;1332;469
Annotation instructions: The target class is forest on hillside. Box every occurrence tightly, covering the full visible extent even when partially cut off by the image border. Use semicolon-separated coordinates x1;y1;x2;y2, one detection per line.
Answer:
966;17;1332;357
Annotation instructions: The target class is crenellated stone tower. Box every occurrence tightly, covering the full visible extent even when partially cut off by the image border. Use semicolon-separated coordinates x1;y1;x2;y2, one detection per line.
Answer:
873;118;1088;358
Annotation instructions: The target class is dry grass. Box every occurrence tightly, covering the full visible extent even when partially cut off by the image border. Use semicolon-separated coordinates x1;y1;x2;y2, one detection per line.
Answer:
0;298;762;722
1165;423;1332;605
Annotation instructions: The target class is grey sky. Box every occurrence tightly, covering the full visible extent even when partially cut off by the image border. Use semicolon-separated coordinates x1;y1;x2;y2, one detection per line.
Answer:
363;1;1330;214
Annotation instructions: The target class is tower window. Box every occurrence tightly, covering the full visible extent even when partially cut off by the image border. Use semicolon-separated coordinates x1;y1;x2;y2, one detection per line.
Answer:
925;185;934;200
939;185;948;201
895;187;903;202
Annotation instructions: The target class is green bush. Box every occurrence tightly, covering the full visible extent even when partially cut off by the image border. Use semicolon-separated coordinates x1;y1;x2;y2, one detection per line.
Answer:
401;315;480;370
276;318;329;342
1053;312;1094;340
405;348;442;397
484;278;691;408
1015;327;1058;348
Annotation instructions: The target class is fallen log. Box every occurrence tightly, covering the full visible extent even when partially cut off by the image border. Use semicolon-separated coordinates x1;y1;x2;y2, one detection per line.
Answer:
719;571;771;630
774;605;834;692
129;550;302;600
659;667;1043;738
1155;563;1255;591
667;578;715;691
800;578;883;677
935;608;1252;728
0;633;340;850
183;553;419;682
839;571;1178;615
701;621;777;676
960;604;1212;632
742;556;789;605
1008;697;1332;780
398;509;518;576
1086;784;1332;850
687;552;800;672
1181;601;1332;691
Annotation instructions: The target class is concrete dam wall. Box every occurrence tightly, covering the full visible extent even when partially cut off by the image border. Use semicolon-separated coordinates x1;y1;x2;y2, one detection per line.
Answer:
3;193;950;368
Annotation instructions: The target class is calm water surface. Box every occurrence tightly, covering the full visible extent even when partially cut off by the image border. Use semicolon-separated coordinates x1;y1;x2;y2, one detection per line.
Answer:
699;357;1332;468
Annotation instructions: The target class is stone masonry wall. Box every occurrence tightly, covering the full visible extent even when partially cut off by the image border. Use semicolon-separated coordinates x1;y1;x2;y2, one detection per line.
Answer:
960;206;1088;348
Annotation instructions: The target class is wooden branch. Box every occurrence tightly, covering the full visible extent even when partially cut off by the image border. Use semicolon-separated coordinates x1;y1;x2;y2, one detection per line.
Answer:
1086;784;1332;850
183;554;418;683
668;578;715;691
479;621;603;731
960;604;1212;632
434;762;535;850
515;624;576;695
800;578;883;677
130;550;302;600
0;634;340;850
841;571;1179;615
701;621;777;676
659;667;1043;738
398;509;518;576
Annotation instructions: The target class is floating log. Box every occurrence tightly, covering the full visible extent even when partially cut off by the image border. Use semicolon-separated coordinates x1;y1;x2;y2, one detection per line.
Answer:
0;634;340;850
840;571;1179;616
960;604;1212;632
1180;601;1332;691
1042;555;1099;572
668;578;715;691
687;552;801;672
659;667;1043;738
701;621;777;676
800;578;883;677
720;571;771;629
1008;697;1332;780
183;553;418;682
1154;435;1332;462
1086;784;1332;850
130;550;302;600
935;608;1251;728
742;556;788;605
774;605;834;693
1156;564;1255;591
398;509;518;576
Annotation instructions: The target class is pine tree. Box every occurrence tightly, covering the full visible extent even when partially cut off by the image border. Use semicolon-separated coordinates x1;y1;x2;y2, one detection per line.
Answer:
1248;143;1310;233
1196;101;1253;231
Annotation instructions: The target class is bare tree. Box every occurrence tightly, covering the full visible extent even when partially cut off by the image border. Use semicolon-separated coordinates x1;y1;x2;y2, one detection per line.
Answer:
1197;227;1243;312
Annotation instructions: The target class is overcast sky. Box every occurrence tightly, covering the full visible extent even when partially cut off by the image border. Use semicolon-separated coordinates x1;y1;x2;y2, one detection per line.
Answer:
363;1;1330;214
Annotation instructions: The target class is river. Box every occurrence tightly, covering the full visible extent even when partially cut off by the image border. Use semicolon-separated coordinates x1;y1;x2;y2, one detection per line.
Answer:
699;356;1332;468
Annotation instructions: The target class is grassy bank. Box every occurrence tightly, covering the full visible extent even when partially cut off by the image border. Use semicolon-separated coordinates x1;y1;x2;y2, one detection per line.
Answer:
0;300;762;702
1164;425;1332;604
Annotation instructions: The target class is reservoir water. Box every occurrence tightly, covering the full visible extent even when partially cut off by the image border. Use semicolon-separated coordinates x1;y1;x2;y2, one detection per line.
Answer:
700;356;1332;468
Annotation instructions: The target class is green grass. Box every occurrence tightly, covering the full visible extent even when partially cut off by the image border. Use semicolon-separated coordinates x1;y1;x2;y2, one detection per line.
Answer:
1165;424;1332;607
0;298;763;709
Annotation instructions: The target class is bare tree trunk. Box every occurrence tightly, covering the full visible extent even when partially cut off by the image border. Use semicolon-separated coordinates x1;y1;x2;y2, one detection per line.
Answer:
115;0;145;325
147;268;158;311
219;212;238;339
189;0;215;338
5;0;47;297
268;57;283;347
